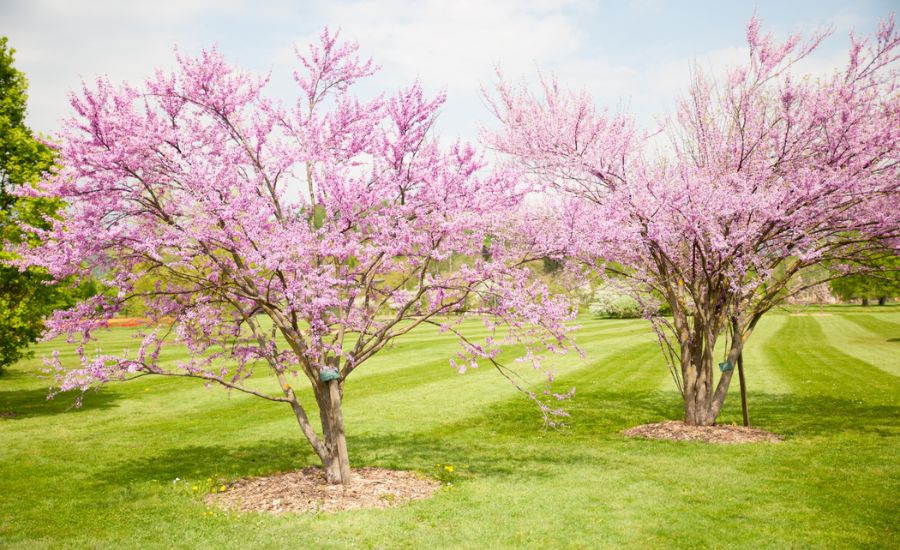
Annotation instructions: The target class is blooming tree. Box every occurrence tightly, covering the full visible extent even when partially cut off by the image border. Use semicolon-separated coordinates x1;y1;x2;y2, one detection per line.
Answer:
486;17;900;426
11;30;575;484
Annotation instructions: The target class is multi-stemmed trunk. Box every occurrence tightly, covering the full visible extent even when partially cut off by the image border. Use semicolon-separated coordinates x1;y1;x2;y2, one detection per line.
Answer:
249;314;354;486
679;318;747;427
282;376;352;486
682;354;736;426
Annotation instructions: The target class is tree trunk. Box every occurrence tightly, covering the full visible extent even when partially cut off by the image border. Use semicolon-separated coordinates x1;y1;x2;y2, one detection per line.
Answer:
326;379;351;486
310;380;352;486
321;449;343;483
682;354;718;426
878;296;887;306
862;297;869;306
683;360;736;426
683;390;715;426
680;324;741;427
286;378;352;486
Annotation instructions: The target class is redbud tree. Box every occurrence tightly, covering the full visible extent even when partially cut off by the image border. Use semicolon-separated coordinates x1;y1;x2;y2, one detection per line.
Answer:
12;30;575;485
486;17;900;426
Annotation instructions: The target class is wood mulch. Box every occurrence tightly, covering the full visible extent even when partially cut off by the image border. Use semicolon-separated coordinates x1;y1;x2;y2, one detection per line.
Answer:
205;467;440;514
623;421;783;444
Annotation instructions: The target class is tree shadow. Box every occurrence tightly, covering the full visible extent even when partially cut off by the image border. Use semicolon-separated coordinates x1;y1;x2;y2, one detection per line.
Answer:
425;385;899;443
95;429;604;490
0;368;30;381
350;429;608;479
93;380;898;490
559;388;685;431
746;393;899;438
95;389;633;487
93;387;680;490
95;439;319;487
0;386;121;420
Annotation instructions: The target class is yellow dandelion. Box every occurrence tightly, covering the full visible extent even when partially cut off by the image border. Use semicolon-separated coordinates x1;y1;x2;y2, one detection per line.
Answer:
220;485;227;492
444;465;454;473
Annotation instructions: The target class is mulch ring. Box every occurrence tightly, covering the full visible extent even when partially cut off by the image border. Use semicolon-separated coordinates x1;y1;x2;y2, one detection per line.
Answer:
623;421;783;444
205;467;440;514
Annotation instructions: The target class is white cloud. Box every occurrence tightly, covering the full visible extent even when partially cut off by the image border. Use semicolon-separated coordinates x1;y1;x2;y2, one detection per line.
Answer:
0;0;878;142
21;0;252;23
3;1;230;133
310;0;605;139
314;1;589;90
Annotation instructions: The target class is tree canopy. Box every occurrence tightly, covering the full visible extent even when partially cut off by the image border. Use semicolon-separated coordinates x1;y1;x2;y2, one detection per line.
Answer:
10;30;576;485
0;36;80;373
486;16;900;425
830;251;900;305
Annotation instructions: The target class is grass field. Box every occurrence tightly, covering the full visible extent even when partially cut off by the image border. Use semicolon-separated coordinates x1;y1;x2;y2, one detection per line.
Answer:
1;307;898;549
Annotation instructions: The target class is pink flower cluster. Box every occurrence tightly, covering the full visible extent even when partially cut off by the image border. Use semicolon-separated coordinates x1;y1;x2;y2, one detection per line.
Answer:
12;28;577;420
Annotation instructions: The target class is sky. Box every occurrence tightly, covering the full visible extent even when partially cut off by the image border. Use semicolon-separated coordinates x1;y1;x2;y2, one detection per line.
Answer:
2;0;896;142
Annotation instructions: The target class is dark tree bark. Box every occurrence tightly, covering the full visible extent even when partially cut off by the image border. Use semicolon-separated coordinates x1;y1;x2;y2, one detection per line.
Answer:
303;380;351;486
679;314;746;426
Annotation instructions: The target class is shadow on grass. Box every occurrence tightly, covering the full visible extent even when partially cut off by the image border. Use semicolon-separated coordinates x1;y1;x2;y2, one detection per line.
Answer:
95;381;898;490
95;390;635;487
748;394;899;438
409;385;899;446
0;386;121;419
0;367;31;381
95;439;320;487
428;386;893;440
95;431;602;490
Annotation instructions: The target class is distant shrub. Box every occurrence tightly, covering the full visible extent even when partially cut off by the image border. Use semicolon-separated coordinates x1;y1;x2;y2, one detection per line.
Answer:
588;286;643;319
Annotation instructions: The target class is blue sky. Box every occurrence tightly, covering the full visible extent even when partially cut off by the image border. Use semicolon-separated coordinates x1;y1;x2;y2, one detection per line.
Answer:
2;0;896;141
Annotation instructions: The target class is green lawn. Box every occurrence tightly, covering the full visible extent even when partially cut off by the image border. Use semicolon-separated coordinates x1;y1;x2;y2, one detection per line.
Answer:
1;307;898;549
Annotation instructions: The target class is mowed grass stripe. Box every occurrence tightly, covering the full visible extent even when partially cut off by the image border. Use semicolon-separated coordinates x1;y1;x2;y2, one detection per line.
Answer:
3;320;652;455
817;314;900;377
766;316;900;402
2;310;898;549
754;314;900;439
342;327;658;435
840;312;900;339
739;314;791;395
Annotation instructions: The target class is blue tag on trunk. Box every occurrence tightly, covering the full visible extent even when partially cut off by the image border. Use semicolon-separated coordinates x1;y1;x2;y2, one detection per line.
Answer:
319;367;341;382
